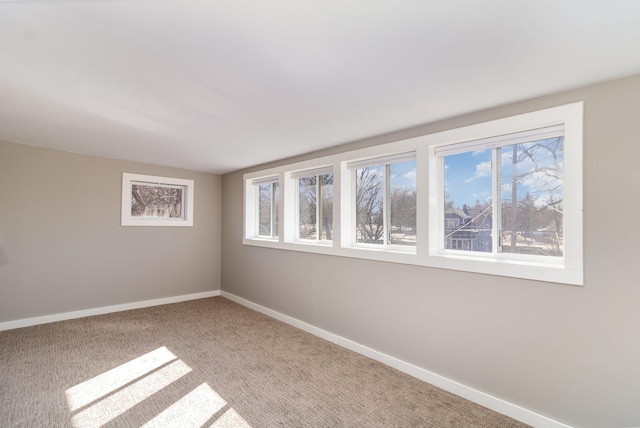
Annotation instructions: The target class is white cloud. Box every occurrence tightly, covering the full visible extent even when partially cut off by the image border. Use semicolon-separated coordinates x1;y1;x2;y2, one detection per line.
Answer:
390;168;417;188
465;161;492;182
502;171;563;208
404;168;416;181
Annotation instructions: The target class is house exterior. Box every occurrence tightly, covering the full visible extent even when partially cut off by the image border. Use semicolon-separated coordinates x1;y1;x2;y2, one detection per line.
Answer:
445;204;492;252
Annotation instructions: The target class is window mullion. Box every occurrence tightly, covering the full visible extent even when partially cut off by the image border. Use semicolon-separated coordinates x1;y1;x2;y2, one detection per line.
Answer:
316;176;321;241
351;169;357;245
295;178;300;241
268;184;272;237
437;155;445;253
253;185;260;236
384;164;391;246
271;183;276;237
492;148;502;254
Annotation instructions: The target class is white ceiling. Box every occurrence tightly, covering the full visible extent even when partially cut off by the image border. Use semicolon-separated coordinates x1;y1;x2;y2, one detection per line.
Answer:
1;1;640;174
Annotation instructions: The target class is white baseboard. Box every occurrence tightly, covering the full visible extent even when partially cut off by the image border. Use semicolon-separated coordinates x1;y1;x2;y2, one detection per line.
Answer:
0;290;221;332
221;291;572;428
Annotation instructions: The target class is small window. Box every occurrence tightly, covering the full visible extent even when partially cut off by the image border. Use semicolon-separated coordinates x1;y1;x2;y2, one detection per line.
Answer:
293;168;334;242
121;173;194;226
349;153;416;248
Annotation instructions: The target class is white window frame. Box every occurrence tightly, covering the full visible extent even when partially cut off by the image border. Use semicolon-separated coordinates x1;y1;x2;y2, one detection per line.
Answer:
345;152;417;252
428;102;583;285
242;102;583;285
435;124;564;260
245;176;280;240
121;173;194;227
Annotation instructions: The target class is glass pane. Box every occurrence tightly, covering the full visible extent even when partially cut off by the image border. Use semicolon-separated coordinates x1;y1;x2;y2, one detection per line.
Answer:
444;151;493;252
131;184;184;218
500;137;563;256
258;183;272;236
299;176;317;239
356;166;384;244
389;160;416;246
319;173;333;240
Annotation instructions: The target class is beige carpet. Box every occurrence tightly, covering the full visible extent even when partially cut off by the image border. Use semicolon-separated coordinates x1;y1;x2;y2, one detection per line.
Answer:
0;297;529;427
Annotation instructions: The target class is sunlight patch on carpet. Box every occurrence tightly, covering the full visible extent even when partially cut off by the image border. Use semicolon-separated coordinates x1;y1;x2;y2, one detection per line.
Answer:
66;346;252;428
71;359;192;428
66;346;178;411
142;383;226;428
209;408;252;428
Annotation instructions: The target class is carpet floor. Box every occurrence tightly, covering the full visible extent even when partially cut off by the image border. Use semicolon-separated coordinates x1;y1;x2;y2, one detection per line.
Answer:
0;297;529;427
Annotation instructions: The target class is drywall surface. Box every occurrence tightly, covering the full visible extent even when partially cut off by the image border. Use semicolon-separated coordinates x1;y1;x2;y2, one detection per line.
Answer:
221;74;640;427
0;142;222;322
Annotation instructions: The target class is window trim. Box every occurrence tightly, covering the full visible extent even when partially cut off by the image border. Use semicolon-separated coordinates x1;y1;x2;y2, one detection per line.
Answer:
243;102;583;285
427;102;582;284
244;176;280;241
347;152;417;251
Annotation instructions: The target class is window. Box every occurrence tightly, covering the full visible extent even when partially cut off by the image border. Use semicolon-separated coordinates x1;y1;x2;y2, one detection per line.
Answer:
441;126;563;257
293;168;333;242
252;177;279;239
121;173;194;226
429;102;582;284
348;153;416;248
243;102;582;285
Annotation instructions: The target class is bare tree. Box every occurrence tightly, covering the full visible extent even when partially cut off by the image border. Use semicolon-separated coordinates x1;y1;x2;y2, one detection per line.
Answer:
131;185;183;218
258;183;279;236
298;174;333;240
298;176;317;239
390;187;416;232
320;174;334;240
501;137;563;256
355;167;384;243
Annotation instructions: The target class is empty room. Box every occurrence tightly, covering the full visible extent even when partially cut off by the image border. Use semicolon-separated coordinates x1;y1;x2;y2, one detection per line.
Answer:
1;1;639;427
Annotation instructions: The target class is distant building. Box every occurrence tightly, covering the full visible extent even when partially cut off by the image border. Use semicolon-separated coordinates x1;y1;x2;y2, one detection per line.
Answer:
444;204;492;252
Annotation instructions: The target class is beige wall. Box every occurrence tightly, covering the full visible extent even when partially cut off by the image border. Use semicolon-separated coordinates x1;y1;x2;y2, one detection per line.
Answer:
221;74;640;427
0;141;222;322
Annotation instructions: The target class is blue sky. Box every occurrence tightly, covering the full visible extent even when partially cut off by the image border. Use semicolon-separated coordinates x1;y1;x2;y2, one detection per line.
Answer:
444;140;564;209
445;150;492;208
390;160;416;191
357;141;562;209
359;161;417;190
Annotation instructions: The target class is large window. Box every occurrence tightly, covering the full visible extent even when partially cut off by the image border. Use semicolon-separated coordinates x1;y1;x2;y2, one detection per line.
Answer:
440;126;564;258
243;102;583;285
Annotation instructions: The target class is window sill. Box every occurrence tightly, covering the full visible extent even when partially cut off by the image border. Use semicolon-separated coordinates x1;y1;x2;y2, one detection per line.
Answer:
250;237;279;243
292;239;333;246
426;252;581;285
436;250;564;267
351;243;417;255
